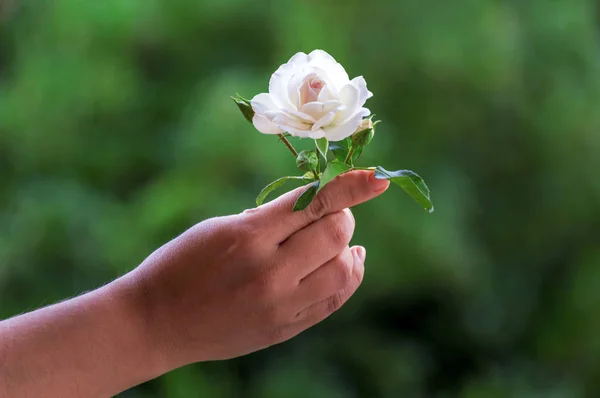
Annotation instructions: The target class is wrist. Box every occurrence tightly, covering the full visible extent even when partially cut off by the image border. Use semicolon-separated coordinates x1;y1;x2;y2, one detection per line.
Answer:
105;273;175;379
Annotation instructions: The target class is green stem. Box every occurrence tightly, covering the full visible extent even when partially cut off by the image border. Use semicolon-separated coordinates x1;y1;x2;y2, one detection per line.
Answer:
278;134;298;158
311;168;320;180
344;147;356;165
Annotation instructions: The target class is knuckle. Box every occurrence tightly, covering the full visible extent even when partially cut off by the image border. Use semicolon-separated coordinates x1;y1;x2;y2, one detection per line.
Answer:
266;325;287;345
241;207;261;218
229;217;264;252
309;193;330;220
334;255;353;287
236;217;261;240
330;224;349;248
327;292;345;314
327;213;354;247
237;211;263;234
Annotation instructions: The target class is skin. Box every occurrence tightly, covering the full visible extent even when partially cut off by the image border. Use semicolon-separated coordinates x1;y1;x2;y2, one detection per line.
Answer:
0;170;390;397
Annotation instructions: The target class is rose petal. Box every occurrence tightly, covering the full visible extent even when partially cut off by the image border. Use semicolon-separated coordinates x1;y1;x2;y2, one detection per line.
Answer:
269;61;302;111
282;125;326;139
288;109;316;123
301;100;341;121
267;111;313;131
286;68;313;109
251;93;278;115
323;110;369;141
265;108;315;124
286;67;337;109
311;67;339;98
252;114;282;135
288;52;310;66
312;111;337;131
287;84;301;109
323;100;342;113
349;76;373;106
301;102;325;119
317;83;334;102
306;50;351;92
337;84;360;121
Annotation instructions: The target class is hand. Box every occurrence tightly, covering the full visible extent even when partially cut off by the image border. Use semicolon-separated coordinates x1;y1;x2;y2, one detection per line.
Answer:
127;170;389;370
0;170;389;397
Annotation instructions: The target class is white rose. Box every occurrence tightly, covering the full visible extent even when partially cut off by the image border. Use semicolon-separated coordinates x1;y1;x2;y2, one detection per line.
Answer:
251;49;373;141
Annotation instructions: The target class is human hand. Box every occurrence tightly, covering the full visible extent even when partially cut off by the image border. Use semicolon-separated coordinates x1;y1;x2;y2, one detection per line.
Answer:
126;170;389;371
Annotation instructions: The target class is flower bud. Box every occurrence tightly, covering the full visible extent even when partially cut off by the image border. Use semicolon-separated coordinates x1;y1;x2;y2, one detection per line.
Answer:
351;118;375;147
296;150;319;172
231;95;254;124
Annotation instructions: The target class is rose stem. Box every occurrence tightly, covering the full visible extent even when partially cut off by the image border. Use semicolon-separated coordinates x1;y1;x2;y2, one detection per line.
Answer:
344;147;356;165
278;134;298;158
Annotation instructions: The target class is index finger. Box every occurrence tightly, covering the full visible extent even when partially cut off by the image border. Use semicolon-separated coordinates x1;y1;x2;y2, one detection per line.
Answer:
255;170;389;242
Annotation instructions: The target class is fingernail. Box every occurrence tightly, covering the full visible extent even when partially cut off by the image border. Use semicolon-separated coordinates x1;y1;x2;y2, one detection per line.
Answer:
355;246;367;263
369;172;390;192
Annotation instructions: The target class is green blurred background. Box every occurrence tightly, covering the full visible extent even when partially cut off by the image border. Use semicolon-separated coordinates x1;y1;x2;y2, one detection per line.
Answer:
2;0;600;396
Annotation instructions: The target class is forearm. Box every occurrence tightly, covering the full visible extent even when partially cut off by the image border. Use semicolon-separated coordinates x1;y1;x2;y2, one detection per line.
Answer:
0;275;164;398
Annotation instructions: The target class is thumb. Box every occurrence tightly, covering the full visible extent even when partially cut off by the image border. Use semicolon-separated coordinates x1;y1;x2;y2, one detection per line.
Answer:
255;170;389;241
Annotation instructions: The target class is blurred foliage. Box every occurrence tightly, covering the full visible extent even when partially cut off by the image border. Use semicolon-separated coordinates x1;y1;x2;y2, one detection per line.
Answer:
2;0;600;396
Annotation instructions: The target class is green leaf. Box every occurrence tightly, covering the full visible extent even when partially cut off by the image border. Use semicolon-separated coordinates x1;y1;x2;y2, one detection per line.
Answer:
375;167;434;213
231;94;254;124
329;138;349;162
256;176;307;206
315;138;329;161
329;138;362;164
318;160;352;192
293;181;320;212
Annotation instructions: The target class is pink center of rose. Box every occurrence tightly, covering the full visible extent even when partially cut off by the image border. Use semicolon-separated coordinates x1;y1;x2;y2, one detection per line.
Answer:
299;74;325;106
310;80;323;90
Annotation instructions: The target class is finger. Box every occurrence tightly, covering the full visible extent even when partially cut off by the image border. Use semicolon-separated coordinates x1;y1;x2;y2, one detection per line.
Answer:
292;246;354;310
293;246;366;324
277;209;354;278
254;170;389;242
